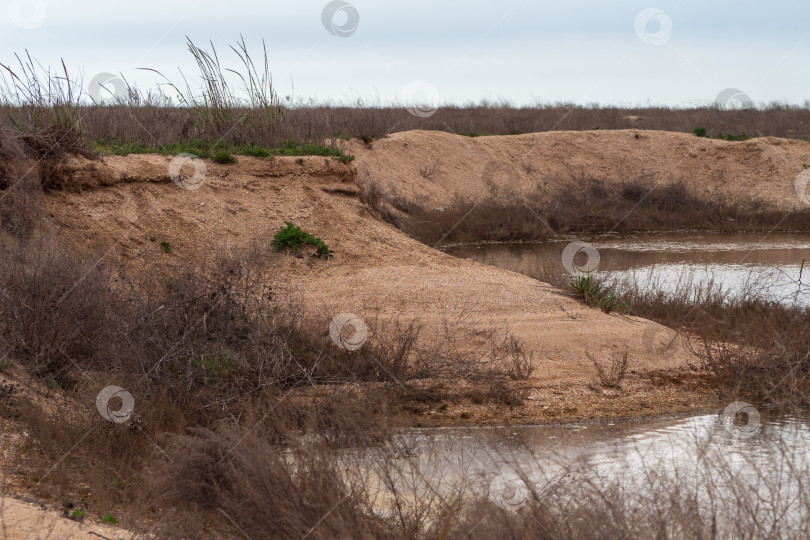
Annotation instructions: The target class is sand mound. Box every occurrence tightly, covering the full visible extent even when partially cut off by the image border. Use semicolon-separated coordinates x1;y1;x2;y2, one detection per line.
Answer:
349;129;810;211
35;139;725;423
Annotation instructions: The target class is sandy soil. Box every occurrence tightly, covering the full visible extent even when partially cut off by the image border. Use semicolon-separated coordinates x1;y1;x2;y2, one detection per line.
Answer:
0;495;130;539
348;129;810;211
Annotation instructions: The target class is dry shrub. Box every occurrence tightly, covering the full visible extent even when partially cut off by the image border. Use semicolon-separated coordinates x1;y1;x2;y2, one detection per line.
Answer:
361;169;810;247
6;102;810;148
0;234;111;384
616;273;810;407
145;426;382;539
588;350;629;388
1;231;536;530
0;128;42;238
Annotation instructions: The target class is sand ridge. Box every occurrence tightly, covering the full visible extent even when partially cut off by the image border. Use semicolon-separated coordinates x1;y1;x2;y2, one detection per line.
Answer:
348;129;810;211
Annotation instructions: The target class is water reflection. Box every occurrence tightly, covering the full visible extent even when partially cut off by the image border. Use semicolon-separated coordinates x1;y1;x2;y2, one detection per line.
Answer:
357;412;810;531
444;232;810;305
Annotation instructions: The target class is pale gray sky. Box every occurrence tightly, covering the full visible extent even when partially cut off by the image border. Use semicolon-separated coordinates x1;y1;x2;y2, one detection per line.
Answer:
2;0;808;106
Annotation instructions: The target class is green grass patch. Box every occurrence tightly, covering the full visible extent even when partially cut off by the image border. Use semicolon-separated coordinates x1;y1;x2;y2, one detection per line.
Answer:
569;273;631;314
239;144;271;157
102;513;117;525
212;148;237;164
268;140;353;162
691;128;750;141
273;221;331;257
160;241;172;254
713;132;750;141
95;139;354;162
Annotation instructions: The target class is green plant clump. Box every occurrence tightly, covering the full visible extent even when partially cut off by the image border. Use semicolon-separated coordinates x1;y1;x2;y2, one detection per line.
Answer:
714;132;750;142
273;221;331;256
693;127;707;137
94;139;354;162
570;272;631;314
212;148;237;164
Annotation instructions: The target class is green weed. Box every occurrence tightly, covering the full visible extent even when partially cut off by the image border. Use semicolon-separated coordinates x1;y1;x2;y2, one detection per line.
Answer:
273;222;331;256
570;273;631;314
239;144;271;157
212;148;237;164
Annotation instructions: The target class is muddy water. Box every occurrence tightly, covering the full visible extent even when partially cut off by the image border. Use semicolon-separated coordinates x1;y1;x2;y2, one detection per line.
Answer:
362;412;810;528
444;232;810;306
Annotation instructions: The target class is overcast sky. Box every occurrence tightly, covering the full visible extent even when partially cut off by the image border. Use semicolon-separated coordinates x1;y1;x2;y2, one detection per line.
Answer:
2;0;808;107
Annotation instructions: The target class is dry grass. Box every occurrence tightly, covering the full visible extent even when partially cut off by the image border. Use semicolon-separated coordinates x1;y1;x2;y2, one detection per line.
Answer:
5;102;810;149
588;349;629;388
600;272;810;408
3;43;810;154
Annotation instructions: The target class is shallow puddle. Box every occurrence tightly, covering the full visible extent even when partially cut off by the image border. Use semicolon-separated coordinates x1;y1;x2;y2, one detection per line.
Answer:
445;232;810;305
356;411;810;527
